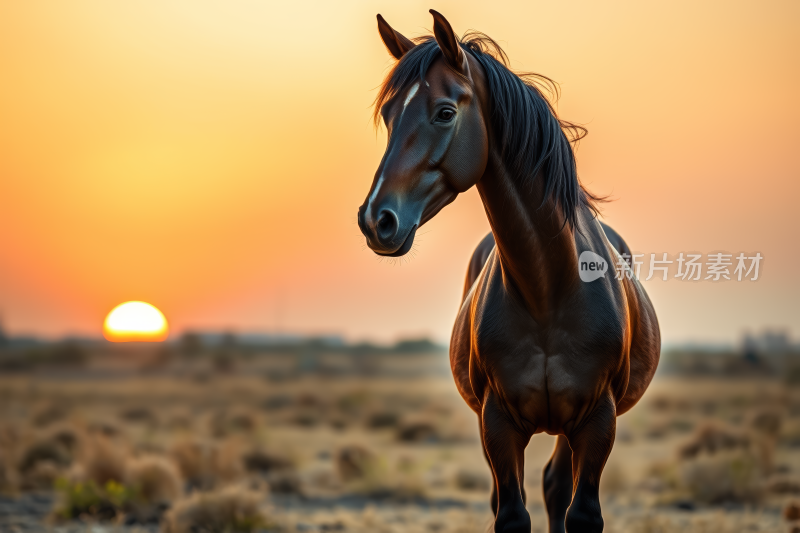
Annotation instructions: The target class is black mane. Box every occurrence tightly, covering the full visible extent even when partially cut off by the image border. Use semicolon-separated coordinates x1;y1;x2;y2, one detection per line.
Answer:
374;33;601;230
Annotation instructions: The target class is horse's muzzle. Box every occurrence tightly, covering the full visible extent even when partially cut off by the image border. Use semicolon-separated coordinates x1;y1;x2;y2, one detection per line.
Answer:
357;204;417;256
375;224;417;257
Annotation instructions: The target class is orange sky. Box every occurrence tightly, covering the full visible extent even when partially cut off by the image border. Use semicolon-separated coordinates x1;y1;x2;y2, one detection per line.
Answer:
1;0;798;344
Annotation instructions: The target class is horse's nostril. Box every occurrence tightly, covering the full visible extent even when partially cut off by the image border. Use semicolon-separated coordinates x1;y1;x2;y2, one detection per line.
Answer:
376;209;399;242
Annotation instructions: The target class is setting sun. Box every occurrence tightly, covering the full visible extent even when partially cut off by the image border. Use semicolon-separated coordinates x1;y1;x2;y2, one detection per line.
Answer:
103;301;168;342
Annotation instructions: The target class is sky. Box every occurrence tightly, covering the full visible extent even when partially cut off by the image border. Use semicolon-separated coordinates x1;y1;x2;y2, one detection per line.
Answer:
1;0;798;344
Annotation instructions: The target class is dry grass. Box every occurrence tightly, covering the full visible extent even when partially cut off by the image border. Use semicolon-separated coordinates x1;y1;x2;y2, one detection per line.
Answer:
679;448;764;503
164;486;270;533
662;416;786;504
82;436;128;486
170;439;244;490
0;453;18;494
608;510;785;533
3;373;800;531
209;408;260;438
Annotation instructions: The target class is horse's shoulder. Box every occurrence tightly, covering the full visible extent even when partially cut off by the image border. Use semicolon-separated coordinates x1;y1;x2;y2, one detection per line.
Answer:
450;275;483;413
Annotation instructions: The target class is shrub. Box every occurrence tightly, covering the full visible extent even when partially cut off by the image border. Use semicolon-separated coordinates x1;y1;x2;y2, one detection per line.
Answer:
750;409;782;436
119;406;157;425
54;478;135;521
264;471;302;495
366;412;399;429
678;422;749;459
171;440;211;488
674;421;771;504
240;449;300;494
32;402;68;427
125;456;183;505
48;425;82;454
454;469;490;492
19;460;61;490
164;486;270;533
397;421;439;443
18;438;72;474
87;420;121;437
83;437;127;486
241;450;293;474
336;445;377;482
767;475;800;495
680;448;763;504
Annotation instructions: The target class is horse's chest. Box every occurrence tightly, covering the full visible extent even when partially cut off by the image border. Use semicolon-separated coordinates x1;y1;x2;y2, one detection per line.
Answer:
451;266;627;431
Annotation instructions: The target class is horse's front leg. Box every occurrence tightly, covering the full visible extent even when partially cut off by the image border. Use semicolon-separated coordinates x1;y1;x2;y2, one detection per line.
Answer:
481;391;532;532
480;415;527;516
479;416;499;517
542;435;573;533
565;393;616;533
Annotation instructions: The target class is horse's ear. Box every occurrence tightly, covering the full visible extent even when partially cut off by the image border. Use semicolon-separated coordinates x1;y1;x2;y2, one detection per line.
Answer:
430;10;465;74
377;14;415;60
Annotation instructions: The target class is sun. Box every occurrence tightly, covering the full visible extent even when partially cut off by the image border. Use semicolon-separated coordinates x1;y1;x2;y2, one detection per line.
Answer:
103;301;168;342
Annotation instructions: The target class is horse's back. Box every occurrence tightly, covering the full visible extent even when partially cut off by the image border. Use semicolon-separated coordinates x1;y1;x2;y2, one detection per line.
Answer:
462;231;496;301
599;222;632;262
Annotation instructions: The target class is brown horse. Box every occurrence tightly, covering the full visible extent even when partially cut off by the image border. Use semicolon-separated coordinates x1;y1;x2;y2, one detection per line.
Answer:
357;11;660;532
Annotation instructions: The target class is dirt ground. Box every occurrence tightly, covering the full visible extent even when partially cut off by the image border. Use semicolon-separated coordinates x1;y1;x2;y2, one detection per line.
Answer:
1;355;799;532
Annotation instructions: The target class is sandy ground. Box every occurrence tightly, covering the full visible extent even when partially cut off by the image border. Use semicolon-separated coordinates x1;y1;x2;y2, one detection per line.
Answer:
1;361;799;532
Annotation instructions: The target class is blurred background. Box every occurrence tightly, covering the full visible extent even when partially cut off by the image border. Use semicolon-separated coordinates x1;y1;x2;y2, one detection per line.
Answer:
1;1;799;532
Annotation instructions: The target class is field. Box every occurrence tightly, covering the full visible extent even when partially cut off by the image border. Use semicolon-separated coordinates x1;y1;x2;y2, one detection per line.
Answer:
1;343;799;532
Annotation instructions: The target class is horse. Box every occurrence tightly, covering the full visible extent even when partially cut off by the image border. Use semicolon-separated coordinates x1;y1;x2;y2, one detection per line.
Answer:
357;11;660;532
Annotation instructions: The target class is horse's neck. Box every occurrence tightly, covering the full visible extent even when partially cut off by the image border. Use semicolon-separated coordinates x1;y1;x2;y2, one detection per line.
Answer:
476;161;580;321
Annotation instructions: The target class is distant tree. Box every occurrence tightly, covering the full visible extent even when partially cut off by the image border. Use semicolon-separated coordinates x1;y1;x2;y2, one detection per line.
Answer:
392;338;443;353
180;332;204;357
50;341;87;366
0;316;7;347
220;332;237;349
213;331;238;373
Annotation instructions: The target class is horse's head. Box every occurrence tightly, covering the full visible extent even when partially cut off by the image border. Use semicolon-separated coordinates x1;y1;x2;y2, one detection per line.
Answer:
357;11;489;257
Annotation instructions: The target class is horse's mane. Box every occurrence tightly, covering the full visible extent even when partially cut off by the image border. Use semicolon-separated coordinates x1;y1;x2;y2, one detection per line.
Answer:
373;32;603;230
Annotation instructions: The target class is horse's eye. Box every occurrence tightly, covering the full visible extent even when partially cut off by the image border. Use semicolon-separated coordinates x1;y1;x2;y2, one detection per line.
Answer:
436;108;456;122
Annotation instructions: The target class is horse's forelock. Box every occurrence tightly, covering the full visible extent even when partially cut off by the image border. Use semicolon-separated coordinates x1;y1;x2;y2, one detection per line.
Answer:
372;37;438;129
